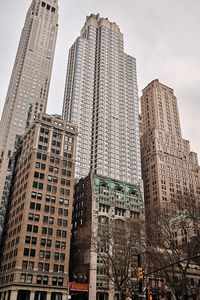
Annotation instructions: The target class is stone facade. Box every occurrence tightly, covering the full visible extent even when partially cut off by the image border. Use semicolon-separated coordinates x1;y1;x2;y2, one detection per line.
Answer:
0;113;77;300
70;173;143;300
141;79;200;225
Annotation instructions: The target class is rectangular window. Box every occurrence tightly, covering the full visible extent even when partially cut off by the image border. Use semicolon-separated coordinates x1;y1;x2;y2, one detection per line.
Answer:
54;252;59;260
47;240;52;247
28;213;34;221
25;236;31;244
44;205;49;212
40;250;45;258
33;226;38;233
38;263;43;271
42;227;47;235
63;220;68;227
41;239;46;246
46;251;51;259
56;230;61;237
60;253;65;261
32;237;37;245
57;219;62;226
55;241;60;248
27;224;32;232
30;249;35;257
44;263;49;271
48;228;53;236
54;264;58;272
22;261;28;269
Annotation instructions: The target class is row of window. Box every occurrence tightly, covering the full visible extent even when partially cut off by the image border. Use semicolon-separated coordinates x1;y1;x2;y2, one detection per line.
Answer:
31;192;69;206
23;248;66;261
32;181;71;195
36;152;72;162
20;273;64;286
29;203;69;216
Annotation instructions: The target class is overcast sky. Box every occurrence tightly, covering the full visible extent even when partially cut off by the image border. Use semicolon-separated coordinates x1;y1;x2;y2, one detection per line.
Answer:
0;0;200;158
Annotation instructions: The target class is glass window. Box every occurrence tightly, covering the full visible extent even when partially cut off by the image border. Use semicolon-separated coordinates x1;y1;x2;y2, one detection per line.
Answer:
58;277;63;286
33;226;38;233
52;277;57;286
38;263;43;271
43;276;48;285
47;240;52;247
34;214;40;222
53;264;58;272
60;253;65;261
63;220;67;227
42;227;47;235
22;260;28;269
54;252;59;260
40;250;45;258
26;274;32;283
28;213;34;221
20;273;26;282
37;276;42;284
32;237;37;245
25;236;31;244
41;239;46;246
44;263;49;271
48;228;53;236
49;217;54;224
30;249;35;257
55;241;60;248
28;261;34;270
61;242;66;249
27;224;32;232
56;230;61;237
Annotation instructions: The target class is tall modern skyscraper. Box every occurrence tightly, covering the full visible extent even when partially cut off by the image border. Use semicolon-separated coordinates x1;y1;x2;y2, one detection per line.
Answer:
141;79;200;225
0;0;58;235
63;14;141;185
62;14;143;300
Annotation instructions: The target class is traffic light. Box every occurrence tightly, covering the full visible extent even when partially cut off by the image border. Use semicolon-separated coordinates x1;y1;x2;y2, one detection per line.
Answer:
138;267;143;280
148;292;152;300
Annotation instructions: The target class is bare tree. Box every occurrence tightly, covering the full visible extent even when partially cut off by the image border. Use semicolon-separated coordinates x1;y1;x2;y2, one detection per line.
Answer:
91;217;144;300
145;207;200;300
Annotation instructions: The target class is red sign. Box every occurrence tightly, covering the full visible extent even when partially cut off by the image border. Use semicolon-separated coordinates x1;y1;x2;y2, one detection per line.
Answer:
69;282;89;292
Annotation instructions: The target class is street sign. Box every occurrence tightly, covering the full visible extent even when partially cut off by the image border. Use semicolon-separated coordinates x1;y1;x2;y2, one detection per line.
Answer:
69;282;89;292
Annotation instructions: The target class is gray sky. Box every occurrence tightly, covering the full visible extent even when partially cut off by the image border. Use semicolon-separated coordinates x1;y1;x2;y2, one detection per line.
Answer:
0;0;200;158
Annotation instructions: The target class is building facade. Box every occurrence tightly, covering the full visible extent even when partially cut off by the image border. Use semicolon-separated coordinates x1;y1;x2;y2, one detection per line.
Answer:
141;79;200;225
70;173;142;300
0;113;77;300
62;14;143;300
0;0;58;236
62;14;141;184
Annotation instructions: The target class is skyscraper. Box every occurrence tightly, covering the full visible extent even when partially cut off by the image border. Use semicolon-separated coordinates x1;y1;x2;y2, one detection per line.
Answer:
63;14;143;300
0;113;77;300
63;14;141;185
0;0;58;235
141;79;200;225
